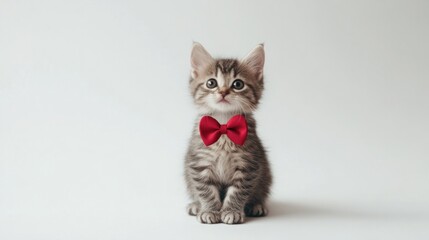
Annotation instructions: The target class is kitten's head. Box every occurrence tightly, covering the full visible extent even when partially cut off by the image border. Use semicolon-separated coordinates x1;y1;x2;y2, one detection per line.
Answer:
189;42;265;114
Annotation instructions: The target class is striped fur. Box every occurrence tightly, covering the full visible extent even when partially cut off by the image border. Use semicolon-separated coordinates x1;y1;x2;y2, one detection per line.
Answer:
185;43;272;224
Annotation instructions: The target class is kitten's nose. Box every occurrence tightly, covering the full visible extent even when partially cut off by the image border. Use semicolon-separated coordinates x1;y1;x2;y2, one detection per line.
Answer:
219;88;230;98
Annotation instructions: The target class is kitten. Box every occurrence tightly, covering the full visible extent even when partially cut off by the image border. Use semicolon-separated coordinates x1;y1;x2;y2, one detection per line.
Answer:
184;42;272;224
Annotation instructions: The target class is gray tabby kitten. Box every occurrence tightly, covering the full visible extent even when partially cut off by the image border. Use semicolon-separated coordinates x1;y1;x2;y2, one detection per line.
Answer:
185;43;272;224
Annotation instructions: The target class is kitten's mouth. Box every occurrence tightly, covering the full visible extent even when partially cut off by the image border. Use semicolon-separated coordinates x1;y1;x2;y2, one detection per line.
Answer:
218;98;230;104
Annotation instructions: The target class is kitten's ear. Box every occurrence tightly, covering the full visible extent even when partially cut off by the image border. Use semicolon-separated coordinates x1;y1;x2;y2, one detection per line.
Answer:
191;42;214;79
242;44;265;81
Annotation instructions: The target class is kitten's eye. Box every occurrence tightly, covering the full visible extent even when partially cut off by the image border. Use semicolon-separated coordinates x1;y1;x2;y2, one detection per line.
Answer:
206;79;218;89
232;79;245;90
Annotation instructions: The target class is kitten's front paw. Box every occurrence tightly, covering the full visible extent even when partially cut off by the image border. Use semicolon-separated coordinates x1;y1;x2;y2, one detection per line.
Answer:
221;211;244;224
197;211;220;224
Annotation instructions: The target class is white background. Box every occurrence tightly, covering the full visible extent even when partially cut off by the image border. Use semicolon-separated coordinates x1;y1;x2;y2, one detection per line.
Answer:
1;0;429;239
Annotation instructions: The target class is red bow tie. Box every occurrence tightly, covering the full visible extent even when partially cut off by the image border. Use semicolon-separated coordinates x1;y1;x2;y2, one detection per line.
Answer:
199;115;248;146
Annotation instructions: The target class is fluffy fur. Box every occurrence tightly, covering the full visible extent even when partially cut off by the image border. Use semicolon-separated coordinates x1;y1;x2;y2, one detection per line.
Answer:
184;42;272;224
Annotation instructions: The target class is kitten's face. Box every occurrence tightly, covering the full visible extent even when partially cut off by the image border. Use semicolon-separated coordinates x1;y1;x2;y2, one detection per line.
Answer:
189;43;265;114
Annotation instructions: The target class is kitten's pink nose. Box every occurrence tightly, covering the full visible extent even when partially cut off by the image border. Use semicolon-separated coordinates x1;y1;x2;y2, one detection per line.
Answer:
219;88;230;98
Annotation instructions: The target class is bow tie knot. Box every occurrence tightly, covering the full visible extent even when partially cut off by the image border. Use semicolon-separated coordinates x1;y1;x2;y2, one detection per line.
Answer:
219;124;228;134
199;115;248;146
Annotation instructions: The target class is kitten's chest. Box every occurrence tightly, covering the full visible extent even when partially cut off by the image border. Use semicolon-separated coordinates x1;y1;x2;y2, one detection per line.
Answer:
210;136;243;183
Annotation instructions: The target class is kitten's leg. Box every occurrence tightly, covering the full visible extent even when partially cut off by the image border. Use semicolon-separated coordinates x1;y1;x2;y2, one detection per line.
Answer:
190;167;221;223
187;201;200;216
188;159;222;223
195;184;222;224
220;186;248;224
245;164;271;217
220;170;257;224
